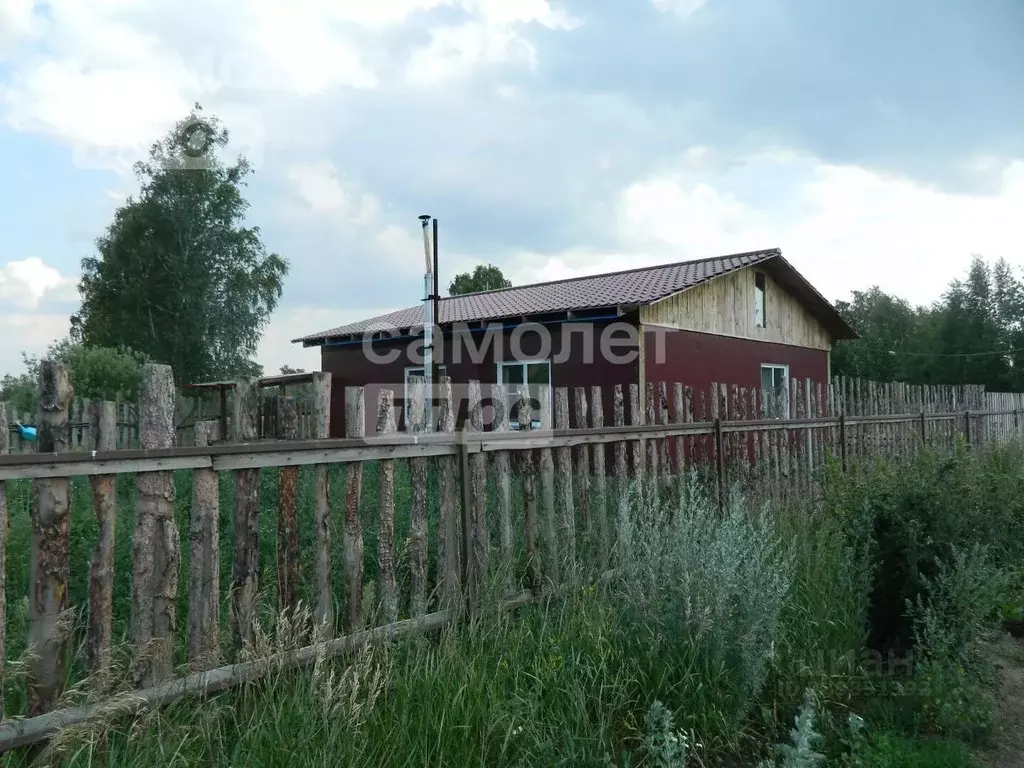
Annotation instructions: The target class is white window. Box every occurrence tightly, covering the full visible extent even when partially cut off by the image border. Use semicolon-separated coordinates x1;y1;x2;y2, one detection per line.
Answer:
760;363;789;418
497;359;551;430
404;365;446;428
754;271;767;328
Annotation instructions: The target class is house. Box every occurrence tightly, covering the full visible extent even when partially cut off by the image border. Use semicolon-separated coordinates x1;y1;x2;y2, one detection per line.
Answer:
292;248;858;437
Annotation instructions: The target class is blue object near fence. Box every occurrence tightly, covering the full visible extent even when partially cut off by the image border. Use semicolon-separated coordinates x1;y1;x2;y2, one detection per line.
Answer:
14;423;37;441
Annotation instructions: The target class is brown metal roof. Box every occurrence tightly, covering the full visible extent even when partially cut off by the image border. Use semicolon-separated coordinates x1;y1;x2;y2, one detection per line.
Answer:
294;248;857;344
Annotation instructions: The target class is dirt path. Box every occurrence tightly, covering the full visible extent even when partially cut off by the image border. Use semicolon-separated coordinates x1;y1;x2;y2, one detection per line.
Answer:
975;631;1024;768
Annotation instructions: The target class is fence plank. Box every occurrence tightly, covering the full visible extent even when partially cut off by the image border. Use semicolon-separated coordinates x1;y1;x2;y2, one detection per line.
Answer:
519;385;541;590
590;386;608;567
436;379;460;611
276;397;299;614
132;364;180;687
230;378;260;656
491;383;513;592
376;389;398;625
343;388;366;631
645;382;658;482
408;377;429;618
465;380;488;608
188;420;221;671
573;387;591;544
28;362;73;716
538;385;558;587
630;383;644;481
87;401;117;683
312;372;333;633
553;388;576;577
658;382;670;488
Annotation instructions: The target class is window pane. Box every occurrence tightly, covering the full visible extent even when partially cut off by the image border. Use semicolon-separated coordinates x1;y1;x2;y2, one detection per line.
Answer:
760;366;773;393
501;364;524;385
408;368;424;379
526;361;549;386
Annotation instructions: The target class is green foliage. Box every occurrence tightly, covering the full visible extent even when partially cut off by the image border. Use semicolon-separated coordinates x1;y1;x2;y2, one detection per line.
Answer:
822;445;1024;654
832;255;1024;389
0;340;149;414
758;690;827;768
849;732;976;767
448;263;512;295
74;103;287;385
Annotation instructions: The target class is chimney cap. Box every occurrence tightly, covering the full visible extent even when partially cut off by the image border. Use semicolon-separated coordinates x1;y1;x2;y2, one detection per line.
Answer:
418;214;431;223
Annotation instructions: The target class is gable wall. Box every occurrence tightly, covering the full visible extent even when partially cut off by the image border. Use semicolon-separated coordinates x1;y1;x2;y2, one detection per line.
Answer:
639;265;832;351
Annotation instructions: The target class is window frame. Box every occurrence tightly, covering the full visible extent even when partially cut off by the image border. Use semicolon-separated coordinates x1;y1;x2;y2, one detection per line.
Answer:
496;358;552;430
403;365;446;428
760;362;790;419
754;270;767;328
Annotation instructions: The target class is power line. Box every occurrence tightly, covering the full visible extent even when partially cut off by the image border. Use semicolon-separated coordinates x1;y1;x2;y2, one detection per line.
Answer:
885;346;1024;359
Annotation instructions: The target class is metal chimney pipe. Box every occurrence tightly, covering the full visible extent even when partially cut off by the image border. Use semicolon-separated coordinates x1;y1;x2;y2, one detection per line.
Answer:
418;215;434;431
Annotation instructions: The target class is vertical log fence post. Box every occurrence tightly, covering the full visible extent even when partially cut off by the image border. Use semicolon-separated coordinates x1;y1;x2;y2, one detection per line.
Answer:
553;388;576;578
376;390;398;625
276;396;299;614
573;387;591;550
188;420;220;670
311;372;333;633
590;386;608;568
491;383;513;594
437;379;461;611
132;364;179;687
537;385;559;587
518;385;541;591
464;381;488;611
230;378;260;655
408;378;429;617
28;362;72;715
87;401;117;684
343;388;366;631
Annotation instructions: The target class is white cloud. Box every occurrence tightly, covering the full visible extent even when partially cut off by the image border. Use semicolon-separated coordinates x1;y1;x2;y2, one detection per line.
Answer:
285;161;382;224
650;0;709;20
0;0;576;170
502;151;1024;309
0;0;41;58
0;258;78;309
0;313;69;377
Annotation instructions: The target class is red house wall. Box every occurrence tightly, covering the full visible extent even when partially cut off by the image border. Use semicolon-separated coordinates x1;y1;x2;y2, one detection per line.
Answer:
643;326;829;410
321;320;640;437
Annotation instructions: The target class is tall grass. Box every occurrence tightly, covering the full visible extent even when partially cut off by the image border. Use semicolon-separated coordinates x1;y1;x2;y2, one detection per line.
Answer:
4;444;1024;766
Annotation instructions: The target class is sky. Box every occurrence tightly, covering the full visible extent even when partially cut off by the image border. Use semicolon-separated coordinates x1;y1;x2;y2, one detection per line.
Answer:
0;0;1022;378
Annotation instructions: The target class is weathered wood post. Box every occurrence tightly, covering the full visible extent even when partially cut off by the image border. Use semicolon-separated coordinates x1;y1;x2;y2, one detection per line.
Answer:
0;402;7;719
590;386;608;568
311;372;332;632
437;378;461;610
87;401;117;682
189;420;220;669
490;383;513;594
464;380;488;609
573;387;591;539
537;385;559;587
408;377;429;617
553;388;576;577
276;396;299;614
230;378;260;654
133;363;179;687
518;385;541;591
28;361;72;715
376;390;398;625
343;387;366;631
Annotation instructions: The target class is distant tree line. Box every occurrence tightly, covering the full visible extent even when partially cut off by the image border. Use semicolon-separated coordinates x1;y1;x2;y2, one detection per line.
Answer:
832;256;1024;392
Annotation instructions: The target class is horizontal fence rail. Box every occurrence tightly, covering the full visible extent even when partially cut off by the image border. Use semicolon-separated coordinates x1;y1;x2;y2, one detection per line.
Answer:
0;365;1018;752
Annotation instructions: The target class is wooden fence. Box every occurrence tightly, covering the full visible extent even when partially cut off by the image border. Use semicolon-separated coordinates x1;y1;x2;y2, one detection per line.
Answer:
0;363;1017;751
3;392;323;453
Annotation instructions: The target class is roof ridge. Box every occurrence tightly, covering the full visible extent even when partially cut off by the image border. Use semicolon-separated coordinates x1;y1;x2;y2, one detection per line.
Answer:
440;247;781;301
